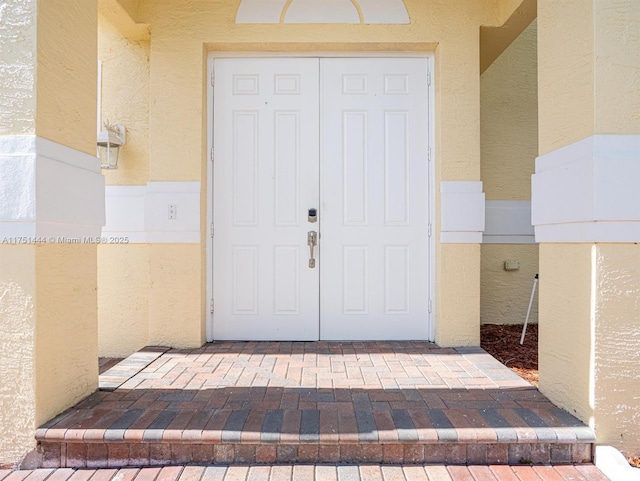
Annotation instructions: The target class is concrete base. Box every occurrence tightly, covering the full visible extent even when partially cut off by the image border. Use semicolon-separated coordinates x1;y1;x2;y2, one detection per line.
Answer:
596;445;640;481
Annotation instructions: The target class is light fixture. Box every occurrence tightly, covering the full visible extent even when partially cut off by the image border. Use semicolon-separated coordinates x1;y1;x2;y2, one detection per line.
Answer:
97;120;126;169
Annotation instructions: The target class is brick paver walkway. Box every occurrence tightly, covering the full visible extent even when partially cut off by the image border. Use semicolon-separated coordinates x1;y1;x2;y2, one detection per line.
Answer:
0;465;611;481
37;343;595;467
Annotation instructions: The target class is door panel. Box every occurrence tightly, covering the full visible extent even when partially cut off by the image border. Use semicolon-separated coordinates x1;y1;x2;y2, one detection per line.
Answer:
213;58;320;340
213;57;430;341
320;58;430;340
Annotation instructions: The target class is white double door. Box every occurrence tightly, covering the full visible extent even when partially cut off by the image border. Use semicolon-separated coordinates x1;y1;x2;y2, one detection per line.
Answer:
213;57;430;341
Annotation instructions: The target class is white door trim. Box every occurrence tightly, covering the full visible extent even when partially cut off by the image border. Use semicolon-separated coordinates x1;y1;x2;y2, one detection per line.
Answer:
206;52;435;342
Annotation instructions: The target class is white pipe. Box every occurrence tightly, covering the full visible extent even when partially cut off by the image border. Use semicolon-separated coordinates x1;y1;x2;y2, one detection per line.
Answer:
520;273;538;345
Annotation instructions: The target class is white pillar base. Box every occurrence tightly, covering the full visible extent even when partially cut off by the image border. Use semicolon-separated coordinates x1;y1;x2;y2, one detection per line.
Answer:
532;134;640;243
0;135;105;240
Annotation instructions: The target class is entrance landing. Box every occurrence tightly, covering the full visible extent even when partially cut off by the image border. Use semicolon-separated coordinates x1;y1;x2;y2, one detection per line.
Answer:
36;342;594;468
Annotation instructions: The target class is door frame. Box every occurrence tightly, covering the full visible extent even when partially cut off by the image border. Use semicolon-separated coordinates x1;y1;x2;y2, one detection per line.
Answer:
205;52;436;342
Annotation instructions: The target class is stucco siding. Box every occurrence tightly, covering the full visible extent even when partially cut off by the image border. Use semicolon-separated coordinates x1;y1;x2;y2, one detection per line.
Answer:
96;13;152;357
538;0;595;156
0;245;99;466
539;1;640;157
94;0;514;348
536;1;640;456
538;243;593;425
0;1;100;465
481;20;537;202
594;1;640;136
593;244;640;454
148;244;204;348
0;0;37;136
481;244;538;325
36;0;97;155
98;14;150;185
436;243;481;346
35;245;98;427
98;245;150;357
480;20;538;325
0;247;37;465
6;1;539;360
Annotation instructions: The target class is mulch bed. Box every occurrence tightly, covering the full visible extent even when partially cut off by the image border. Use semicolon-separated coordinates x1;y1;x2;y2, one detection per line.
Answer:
480;323;538;387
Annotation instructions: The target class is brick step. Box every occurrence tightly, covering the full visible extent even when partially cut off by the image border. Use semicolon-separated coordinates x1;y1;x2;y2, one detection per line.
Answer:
36;343;596;468
37;439;594;468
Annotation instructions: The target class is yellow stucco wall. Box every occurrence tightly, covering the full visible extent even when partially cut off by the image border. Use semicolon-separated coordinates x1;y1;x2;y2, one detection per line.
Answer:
35;245;99;426
97;12;152;357
538;0;640;156
481;20;537;202
593;244;640;454
148;244;204;348
480;20;538;325
95;1;537;351
98;14;150;185
113;0;139;22
436;244;481;346
117;0;517;348
36;0;97;155
99;244;204;356
481;245;538;324
537;0;594;156
0;246;98;466
593;1;640;135
0;248;37;466
539;244;640;454
0;0;37;136
537;0;640;454
0;0;97;152
136;0;508;182
538;244;594;424
0;0;100;466
98;245;150;357
481;0;536;74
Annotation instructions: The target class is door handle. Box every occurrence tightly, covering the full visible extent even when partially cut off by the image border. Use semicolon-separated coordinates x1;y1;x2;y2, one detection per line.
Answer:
307;231;317;268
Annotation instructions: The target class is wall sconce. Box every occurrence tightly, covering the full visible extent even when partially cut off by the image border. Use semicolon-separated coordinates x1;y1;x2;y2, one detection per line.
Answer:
97;120;126;169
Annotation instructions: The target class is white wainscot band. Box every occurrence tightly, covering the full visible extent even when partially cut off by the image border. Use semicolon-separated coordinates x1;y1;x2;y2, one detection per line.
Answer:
440;181;485;244
103;182;201;243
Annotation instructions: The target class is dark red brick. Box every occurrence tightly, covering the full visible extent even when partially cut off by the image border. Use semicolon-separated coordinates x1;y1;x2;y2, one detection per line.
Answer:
466;443;487;464
487;443;509;464
213;444;235;464
382;444;404;463
149;444;172;466
318;445;340;463
403;444;425;463
41;443;62;469
254;445;277;464
234;445;255;463
276;445;297;463
170;444;193;464
129;443;150;466
66;444;87;468
85;444;108;468
445;444;467;465
297;445;319;463
191;444;214;464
